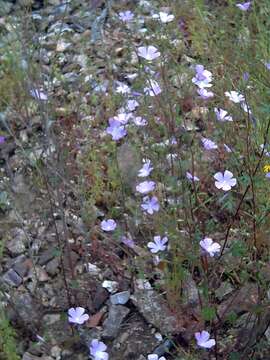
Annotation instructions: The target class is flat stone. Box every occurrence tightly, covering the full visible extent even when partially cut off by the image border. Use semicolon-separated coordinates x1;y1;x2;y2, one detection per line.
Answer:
102;280;118;293
102;305;130;339
46;257;60;276
11;255;32;277
2;268;22;287
218;283;258;316
43;313;61;325
93;285;109;311
38;249;55;265
110;290;130;305
13;293;40;326
6;228;26;256
131;281;185;335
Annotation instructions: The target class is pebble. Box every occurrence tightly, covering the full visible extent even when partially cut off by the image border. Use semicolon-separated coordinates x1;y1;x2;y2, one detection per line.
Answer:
110;290;130;305
2;268;22;287
102;280;119;293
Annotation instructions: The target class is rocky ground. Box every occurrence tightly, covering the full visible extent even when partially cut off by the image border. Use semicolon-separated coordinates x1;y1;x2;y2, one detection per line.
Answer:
0;0;270;359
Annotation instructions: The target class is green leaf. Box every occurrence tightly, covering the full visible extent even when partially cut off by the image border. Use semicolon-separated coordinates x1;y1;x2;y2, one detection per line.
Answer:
231;240;247;257
229;352;240;360
201;306;216;321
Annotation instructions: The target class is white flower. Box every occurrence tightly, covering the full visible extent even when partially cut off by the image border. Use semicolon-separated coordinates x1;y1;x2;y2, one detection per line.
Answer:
101;219;117;231
133;116;148;126
195;330;216;349
201;137;218;150
89;339;109;360
214;170;237;191
214;108;233;122
147;235;168;253
197;88;214;99
200;237;221;257
147;354;166;360
192;65;213;88
225;90;244;103
138;160;153;177
144;80;162;96
152;11;174;23
141;196;160;215
136;181;156;194
138;46;160;61
126;99;139;111
186;172;200;182
68;307;89;325
113;112;133;124
115;82;130;94
260;144;270;157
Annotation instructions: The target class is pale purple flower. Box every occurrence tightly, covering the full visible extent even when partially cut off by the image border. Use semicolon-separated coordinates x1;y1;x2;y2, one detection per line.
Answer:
224;144;232;153
118;10;134;22
243;72;249;81
186;171;200;182
240;102;252;114
141;196;160;214
121;235;135;248
115;82;130;94
265;62;270;70
136;181;156;194
147;355;166;360
138;46;160;61
126;99;139;111
192;65;213;88
106;119;127;141
101;219;117;232
30;88;48;101
147;235;168;253
260;144;270;157
200;237;221;257
225;90;244;103
152;11;175;23
214;170;237;191
133;116;148;126
138;160;153;177
68;307;89;325
113;112;133;124
236;2;251;11
89;339;109;360
214;108;233;122
0;136;5;144
195;330;216;349
197;88;214;99
144;80;162;96
202;137;218;150
265;172;270;179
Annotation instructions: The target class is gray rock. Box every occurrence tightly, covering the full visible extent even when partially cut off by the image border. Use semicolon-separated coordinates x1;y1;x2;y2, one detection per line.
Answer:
13;293;40;326
153;339;173;357
12;255;31;277
110;313;158;360
2;268;22;287
38;249;56;265
6;228;26;256
93;285;109;310
23;353;42;360
131;283;185;335
0;0;13;15
182;272;199;307
102;305;130;339
46;257;60;276
43;313;61;326
215;282;234;300
110;291;130;305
